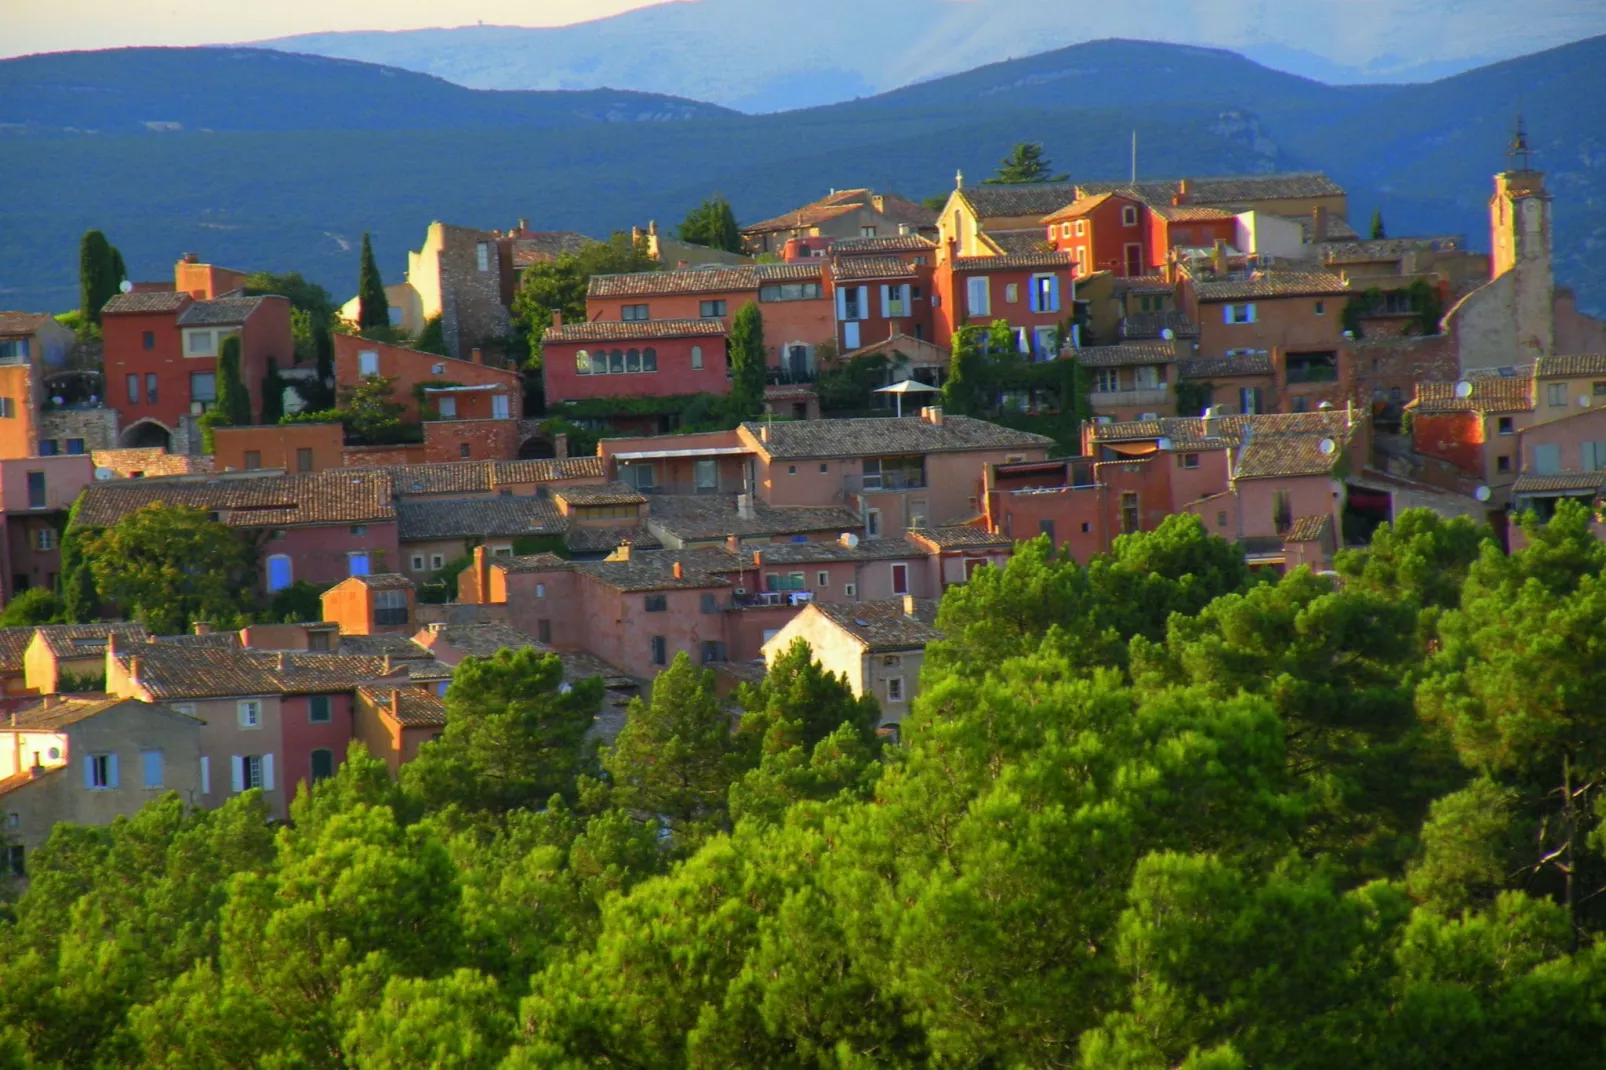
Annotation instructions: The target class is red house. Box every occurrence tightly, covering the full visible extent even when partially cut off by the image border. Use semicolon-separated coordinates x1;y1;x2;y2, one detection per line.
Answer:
542;319;731;406
831;255;933;352
932;248;1075;358
333;334;522;423
1043;192;1148;278
102;291;293;450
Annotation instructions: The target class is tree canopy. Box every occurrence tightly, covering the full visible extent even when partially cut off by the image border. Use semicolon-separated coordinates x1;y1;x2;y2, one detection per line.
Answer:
984;142;1067;184
510;234;659;368
357;232;390;330
675;195;744;253
76;503;253;634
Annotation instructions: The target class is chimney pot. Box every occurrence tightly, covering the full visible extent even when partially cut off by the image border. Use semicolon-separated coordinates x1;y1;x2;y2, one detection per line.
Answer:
752;549;763;567
182;252;199;263
673;561;684;580
128;656;142;683
473;545;492;604
554;433;569;460
552;309;563;329
383;654;393;674
1312;205;1329;244
727;534;742;552
922;405;944;426
192;621;212;635
276;651;288;670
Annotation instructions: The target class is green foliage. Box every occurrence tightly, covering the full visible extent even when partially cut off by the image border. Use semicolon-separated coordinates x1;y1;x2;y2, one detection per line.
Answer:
259;356;285;425
813;351;892;412
1341;280;1444;339
511;233;658;368
675;194;743;253
78;503;253;634
1370;208;1387;239
58;501;100;624
216;334;252;427
0;588;61;627
339;373;419;445
196;409;228;455
1175;377;1214;417
77;230;122;325
266;580;328;623
56;668;106;693
943;324;985;414
357;231;390;330
984;141;1068;184
418;554;472;604
414;314;448;356
727;301;766;419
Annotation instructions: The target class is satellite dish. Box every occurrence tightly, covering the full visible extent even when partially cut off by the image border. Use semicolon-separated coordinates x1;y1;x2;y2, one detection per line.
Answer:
1581;395;1592;407
1317;400;1334;410
1157;436;1173;451
94;467;116;480
840;532;860;548
1453;381;1473;399
1160;328;1175;341
1318;438;1336;455
1475;486;1492;502
118;280;133;294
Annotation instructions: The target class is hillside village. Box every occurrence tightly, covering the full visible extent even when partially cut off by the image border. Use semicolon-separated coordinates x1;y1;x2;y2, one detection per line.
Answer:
0;128;1600;870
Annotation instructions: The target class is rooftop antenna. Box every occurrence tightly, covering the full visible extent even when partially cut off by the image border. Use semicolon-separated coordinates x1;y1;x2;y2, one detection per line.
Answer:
1509;114;1536;170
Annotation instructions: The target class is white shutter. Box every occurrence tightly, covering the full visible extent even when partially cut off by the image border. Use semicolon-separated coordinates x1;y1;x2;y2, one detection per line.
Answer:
843;322;860;350
261;754;275;793
231;756;244;793
880;285;891;317
835;287;847;320
200;756;210;795
107;753;120;789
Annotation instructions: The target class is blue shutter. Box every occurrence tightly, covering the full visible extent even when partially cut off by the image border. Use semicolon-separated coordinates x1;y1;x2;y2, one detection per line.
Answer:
267;556;292;592
107;753;120;789
1049;276;1061;312
82;757;95;789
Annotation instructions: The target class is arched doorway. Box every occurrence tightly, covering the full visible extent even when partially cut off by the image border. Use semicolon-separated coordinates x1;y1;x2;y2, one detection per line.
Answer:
118;419;172;451
518;435;556;460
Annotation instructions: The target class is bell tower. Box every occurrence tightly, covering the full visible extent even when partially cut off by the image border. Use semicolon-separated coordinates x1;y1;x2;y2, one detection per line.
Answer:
1489;116;1554;358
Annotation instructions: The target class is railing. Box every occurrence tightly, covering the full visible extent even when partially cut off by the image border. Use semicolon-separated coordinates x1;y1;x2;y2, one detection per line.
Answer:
1089;387;1169;408
632;481;727;496
730;590;815;609
843;472;927;495
766;367;817;386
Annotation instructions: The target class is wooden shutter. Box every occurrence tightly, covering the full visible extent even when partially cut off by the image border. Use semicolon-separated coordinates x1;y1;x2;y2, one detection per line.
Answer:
231;756;244;793
200;756;210;795
107;753;119;789
83;757;95;789
261;754;275;793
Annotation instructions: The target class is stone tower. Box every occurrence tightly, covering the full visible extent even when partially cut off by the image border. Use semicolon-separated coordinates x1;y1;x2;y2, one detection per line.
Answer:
1488;118;1554;359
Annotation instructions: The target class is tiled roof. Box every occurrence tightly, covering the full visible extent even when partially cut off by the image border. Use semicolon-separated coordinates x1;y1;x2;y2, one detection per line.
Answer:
831;255;917;282
1536;354;1606;378
151;631;243;649
1072;343;1176;368
100;291;190;315
952;251;1074;271
1091;410;1361;479
360;457;603;496
1079;172;1345;207
840;333;950;365
744;414;1053;461
1113;274;1172;295
1413;378;1534;415
554;482;646;507
1042;191;1121;222
1512;472;1606;494
565;525;660;554
905;525;1013;550
335;634;430;658
509;231;594;267
34;623;151;659
493;552;570;573
75;470;395;529
570;550;733;592
588;262;823;299
0;627;38;673
1149;203;1237;223
743;202;861;235
1179;353;1273;378
1191;271;1350;301
176;297;268;326
1122;310;1199;340
646;495;860;541
744;189;935;236
348;573;415;590
119;646;450;700
420;622;635;686
3;697;195;731
743;538;916;565
397;496;564;540
362;685;447;727
1319;235;1465;264
986;230;1056;256
812;598;942;652
1286;514;1333;543
958;183;1078;219
831;235;936;255
0;312;57;335
545;319;727;344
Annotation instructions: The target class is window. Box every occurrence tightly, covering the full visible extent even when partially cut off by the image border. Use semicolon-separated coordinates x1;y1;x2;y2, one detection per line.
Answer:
1595;381;1606;397
1074;220;1087;237
886;676;904;702
622;304;650;321
127;373;140;404
817;571;830;587
347;552;371;577
1061;222;1072;238
687;343;705;371
1030;274;1060;313
475;241;490;272
860;225;877;238
576;349;594;375
238;700;261;729
86;753;117;789
34;528;54;551
186;329;215;356
650;635;667;666
1179;453;1201;469
142;330;156;350
1286;351;1339;384
67;438;84;455
261;553;293;593
700;592;718;614
37;440;56;456
819;463;829;473
0;398;13;419
410;553;426;571
1239;387;1262;415
6;846;22;879
1092;367;1120;393
645;594;668;612
244;450;262;470
373;589;409;626
296;447;314;472
308;632;331;652
310;749;335;783
840;286;865;321
1497;454;1512;473
1292;396;1309;414
190;371;217;406
537;619;552;643
358;349;380;376
609;349;625;374
430;553;446;570
759;282;823;302
438;396;457;418
536;582;547;598
141;749;163;789
966;276;990;317
866;509;881;537
1120;491;1140;534
491;394;510;419
1002;283;1018;305
26;471;44;510
891;563;909;595
1549;383;1568;407
351;524;368;536
232;755;273;793
699;299;727;318
308;695;332;724
1273;490;1293;534
1497;416;1515;436
1314;301;1326;316
766;572;806;592
787;465;797;475
1225;303;1257;324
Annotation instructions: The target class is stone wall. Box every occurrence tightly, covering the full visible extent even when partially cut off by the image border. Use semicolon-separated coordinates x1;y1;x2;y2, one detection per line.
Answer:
39;408;119;454
422;418;520;463
435;224;511;359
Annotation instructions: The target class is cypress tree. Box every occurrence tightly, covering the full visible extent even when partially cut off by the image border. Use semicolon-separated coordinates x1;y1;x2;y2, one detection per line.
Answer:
727;301;766;418
1370;209;1387;240
677;195;744;253
357;232;390;330
79;230;120;324
260;357;285;424
217;334;252;426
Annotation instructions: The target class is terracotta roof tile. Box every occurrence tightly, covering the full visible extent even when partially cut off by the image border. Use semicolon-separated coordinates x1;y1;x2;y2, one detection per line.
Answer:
1122;310;1199;340
493;552;569;573
176;297;269;326
357;457;602;497
33;623;150;659
744;538;915;564
1079;172;1345;207
831;235;936;255
100;291;190;315
398;496;564;540
587;262;823;300
3;697;191;730
1512;472;1606;494
831;255;917;281
565;525;660;554
810;598;942;652
118;646;452;700
1319;235;1466;264
1091;410;1362;480
1192;270;1350;301
545;319;727;344
1179;353;1273;378
0;312;58;335
1149;203;1237;222
362;685;447;727
646;495;860;541
570;549;732;592
419;622;635;686
1286;514;1333;542
0;628;39;673
744;414;1053;460
349;573;414;590
905;525;1013;549
1072;343;1177;368
953;251;1074;271
509;231;594;267
1413;378;1534;415
74;470;395;529
1536;354;1606;378
554;482;646;507
958;183;1078;219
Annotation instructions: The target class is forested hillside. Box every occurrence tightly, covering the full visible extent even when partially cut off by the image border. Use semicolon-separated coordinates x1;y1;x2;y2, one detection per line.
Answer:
7;506;1606;1066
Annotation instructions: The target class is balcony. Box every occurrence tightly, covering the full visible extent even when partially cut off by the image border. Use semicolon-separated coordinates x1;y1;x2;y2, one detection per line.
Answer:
731;590;815;609
843;472;927;495
1089;387;1170;409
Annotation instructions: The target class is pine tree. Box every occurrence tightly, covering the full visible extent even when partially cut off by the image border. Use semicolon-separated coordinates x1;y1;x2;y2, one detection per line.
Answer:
1370;209;1386;240
676;195;744;253
260;357;285;425
984;143;1067;185
217;335;252;427
727;301;766;418
357;232;390;330
78;230;120;324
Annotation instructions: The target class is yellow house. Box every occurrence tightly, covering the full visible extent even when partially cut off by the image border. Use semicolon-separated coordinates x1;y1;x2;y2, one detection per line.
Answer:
760;596;940;727
23;623;151;694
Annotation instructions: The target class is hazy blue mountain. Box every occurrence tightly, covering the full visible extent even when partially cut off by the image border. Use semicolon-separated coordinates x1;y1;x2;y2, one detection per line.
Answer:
258;0;1606;112
0;47;733;134
1;37;1601;319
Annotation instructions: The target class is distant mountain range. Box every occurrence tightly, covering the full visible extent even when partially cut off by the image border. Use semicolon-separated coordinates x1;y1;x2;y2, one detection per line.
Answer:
256;0;1606;113
1;37;1603;319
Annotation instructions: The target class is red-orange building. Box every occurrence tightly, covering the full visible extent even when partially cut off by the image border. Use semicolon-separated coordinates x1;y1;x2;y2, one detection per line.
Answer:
932;248;1075;357
1043;191;1148;277
333;334;521;423
541;320;730;407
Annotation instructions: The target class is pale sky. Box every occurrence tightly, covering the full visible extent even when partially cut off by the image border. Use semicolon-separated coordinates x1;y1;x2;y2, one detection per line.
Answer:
1;0;663;58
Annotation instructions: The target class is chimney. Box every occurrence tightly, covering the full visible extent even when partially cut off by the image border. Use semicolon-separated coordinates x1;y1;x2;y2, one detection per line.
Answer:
276;651;288;670
473;545;491;604
673;561;684;580
182;252;199;263
382;654;393;674
737;493;755;520
1312;205;1329;244
192;621;212;635
554;433;569;460
648;220;658;237
902;594;917;618
127;656;142;683
752;549;763;568
616;540;632;562
726;534;742;552
922;405;944;426
631;225;641;244
107;634;120;657
518;217;529;232
471;347;483;365
41;694;59;710
1174;178;1191;206
1212;239;1228;277
552;309;563;330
